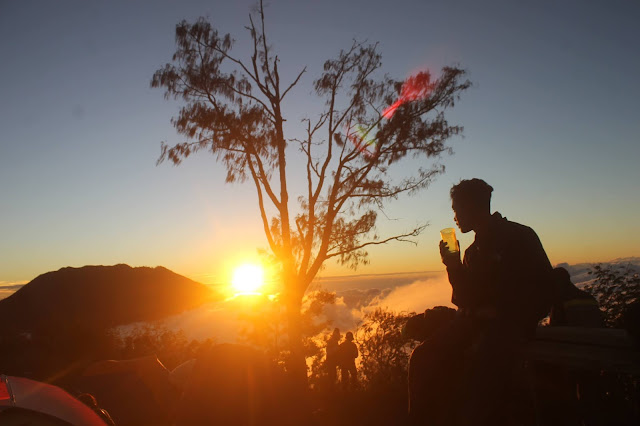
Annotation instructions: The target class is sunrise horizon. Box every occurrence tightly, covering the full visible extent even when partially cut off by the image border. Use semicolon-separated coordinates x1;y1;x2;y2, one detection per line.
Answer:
3;254;639;299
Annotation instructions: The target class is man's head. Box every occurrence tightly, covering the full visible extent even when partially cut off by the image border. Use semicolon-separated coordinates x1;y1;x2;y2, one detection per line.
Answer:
552;267;576;299
450;178;493;233
345;331;354;342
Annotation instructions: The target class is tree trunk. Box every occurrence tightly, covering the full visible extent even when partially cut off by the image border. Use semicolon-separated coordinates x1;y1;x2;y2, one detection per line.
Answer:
285;296;307;388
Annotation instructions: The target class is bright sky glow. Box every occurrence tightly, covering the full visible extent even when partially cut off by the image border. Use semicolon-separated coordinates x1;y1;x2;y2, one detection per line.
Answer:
231;264;265;295
0;0;638;287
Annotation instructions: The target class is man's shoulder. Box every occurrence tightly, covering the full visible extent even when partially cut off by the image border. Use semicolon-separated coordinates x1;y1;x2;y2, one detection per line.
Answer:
495;214;539;240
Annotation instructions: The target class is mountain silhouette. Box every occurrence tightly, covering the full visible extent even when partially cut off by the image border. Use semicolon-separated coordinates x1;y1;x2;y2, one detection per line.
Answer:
0;264;217;334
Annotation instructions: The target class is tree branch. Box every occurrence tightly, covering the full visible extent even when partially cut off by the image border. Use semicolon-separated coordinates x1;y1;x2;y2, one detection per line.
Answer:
246;152;278;254
244;139;281;209
325;224;426;260
281;67;307;101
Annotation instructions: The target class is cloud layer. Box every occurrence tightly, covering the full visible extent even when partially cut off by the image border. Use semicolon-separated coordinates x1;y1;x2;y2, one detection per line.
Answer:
129;272;453;342
365;276;454;313
140;258;640;342
25;257;640;343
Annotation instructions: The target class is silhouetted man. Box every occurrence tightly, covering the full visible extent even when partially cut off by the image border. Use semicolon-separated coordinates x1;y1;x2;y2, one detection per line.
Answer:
338;331;358;390
326;328;341;387
409;178;554;426
549;267;603;327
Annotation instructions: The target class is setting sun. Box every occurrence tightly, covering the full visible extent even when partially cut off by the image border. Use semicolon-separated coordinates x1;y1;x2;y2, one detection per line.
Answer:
231;264;264;295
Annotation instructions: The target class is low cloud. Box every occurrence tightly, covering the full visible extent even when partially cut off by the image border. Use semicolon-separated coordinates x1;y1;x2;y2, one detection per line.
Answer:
117;299;239;343
302;273;453;335
337;288;388;310
109;257;640;343
313;270;444;292
316;295;360;332
555;257;640;287
162;300;243;343
0;283;26;301
365;275;454;314
0;283;26;291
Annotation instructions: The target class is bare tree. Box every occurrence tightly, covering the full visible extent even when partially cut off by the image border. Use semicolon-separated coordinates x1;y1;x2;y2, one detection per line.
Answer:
151;1;470;383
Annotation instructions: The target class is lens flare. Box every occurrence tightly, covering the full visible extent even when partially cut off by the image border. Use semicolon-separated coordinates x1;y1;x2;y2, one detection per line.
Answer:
382;71;435;119
347;71;435;157
347;123;378;158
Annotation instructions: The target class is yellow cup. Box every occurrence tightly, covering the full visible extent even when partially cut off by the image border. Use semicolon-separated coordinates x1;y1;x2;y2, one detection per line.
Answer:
440;228;459;254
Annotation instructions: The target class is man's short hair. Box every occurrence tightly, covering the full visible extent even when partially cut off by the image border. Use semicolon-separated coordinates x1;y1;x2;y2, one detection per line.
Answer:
450;178;493;210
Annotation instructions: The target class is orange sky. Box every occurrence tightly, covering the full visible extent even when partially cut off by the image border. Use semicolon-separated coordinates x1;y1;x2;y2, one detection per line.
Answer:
1;1;639;286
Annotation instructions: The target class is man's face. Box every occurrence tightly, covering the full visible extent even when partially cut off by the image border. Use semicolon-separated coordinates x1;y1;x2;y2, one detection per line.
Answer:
452;199;475;233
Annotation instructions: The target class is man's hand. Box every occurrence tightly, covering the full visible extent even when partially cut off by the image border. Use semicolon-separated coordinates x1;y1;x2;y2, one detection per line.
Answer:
439;240;461;267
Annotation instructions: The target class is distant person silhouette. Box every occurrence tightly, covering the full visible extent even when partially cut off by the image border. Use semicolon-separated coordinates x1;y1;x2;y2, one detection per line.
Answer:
409;178;554;426
325;328;341;387
338;331;358;390
549;267;604;327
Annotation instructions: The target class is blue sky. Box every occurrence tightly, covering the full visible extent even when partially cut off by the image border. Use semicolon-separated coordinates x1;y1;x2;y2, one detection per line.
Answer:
1;0;639;286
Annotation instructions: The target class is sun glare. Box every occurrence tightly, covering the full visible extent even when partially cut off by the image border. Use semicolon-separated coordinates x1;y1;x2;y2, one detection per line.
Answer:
231;264;264;295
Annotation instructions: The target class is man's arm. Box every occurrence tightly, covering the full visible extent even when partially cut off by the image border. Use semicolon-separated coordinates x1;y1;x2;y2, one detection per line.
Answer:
440;240;477;309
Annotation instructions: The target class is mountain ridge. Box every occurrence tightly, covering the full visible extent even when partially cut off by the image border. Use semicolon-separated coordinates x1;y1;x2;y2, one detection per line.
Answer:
0;264;217;334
